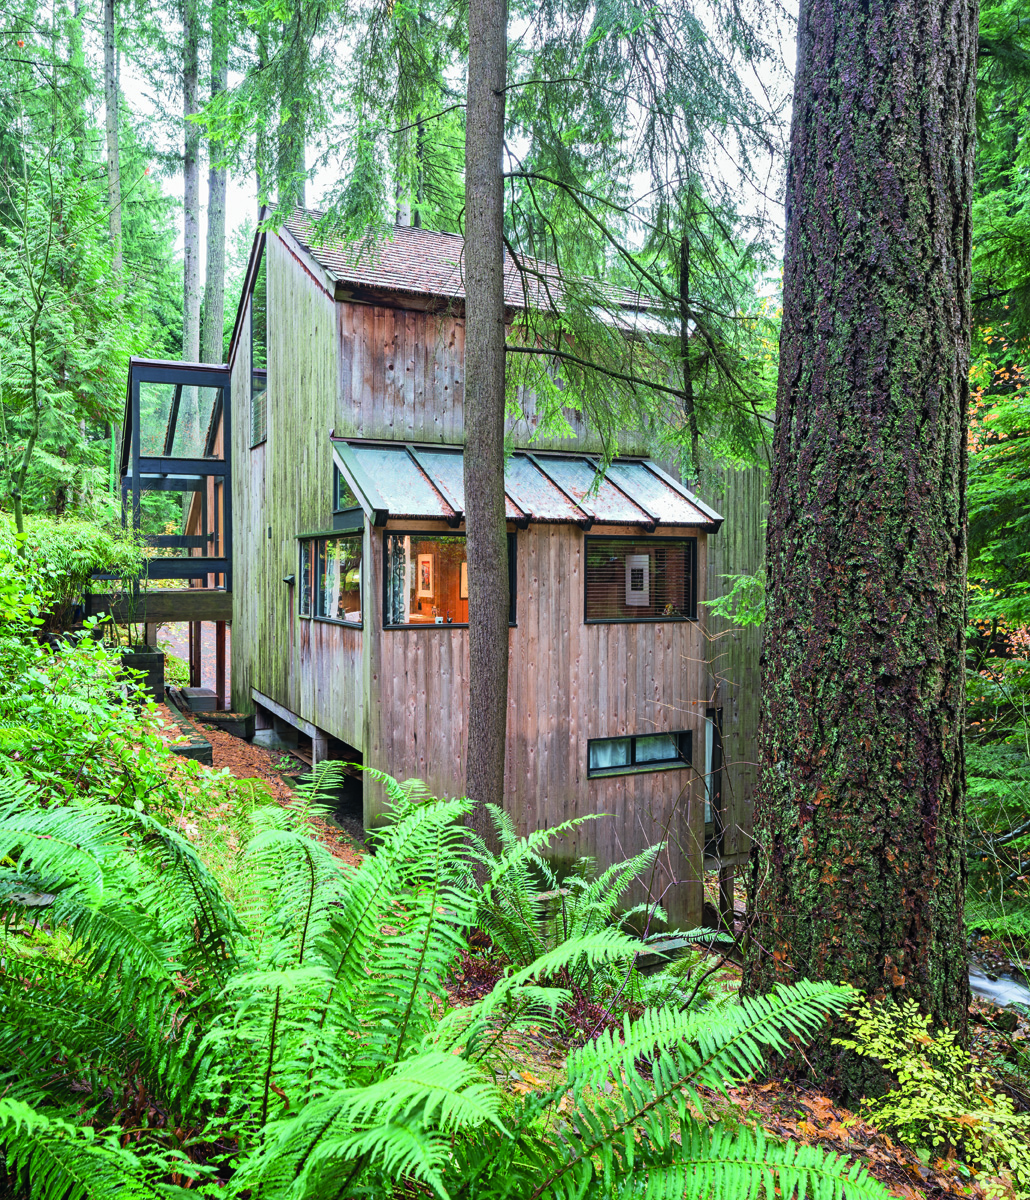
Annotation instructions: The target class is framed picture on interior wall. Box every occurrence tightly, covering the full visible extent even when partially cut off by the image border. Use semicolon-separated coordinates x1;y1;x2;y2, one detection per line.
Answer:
417;553;434;598
460;561;468;599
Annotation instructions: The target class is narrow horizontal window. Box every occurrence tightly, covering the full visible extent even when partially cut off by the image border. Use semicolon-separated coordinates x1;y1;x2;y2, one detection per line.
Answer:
300;534;362;624
384;532;516;627
587;730;691;777
584;536;696;622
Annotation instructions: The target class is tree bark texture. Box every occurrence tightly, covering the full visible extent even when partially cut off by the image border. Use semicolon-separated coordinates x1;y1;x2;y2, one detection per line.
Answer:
202;0;229;365
279;14;308;209
182;0;201;364
742;0;977;1043
103;0;121;277
463;0;509;829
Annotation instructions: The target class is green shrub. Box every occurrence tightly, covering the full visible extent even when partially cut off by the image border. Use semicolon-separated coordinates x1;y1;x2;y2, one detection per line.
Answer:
0;510;143;630
834;998;1030;1197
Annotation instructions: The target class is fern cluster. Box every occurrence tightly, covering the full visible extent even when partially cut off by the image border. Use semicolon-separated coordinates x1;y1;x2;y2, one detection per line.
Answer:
0;770;891;1199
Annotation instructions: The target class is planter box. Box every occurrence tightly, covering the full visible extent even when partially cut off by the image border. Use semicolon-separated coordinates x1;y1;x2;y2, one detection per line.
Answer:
201;711;256;740
182;687;217;713
120;646;165;705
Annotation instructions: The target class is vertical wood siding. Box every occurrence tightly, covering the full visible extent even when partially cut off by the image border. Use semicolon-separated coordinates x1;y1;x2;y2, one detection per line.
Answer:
231;234;363;746
704;464;767;861
335;300;653;455
368;520;707;926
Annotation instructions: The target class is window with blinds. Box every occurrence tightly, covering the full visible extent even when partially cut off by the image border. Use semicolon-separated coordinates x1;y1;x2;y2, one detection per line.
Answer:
584;536;696;622
251;250;267;447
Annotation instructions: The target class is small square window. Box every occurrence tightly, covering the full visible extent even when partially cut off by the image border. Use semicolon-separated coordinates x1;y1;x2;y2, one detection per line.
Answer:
585;536;696;622
301;534;362;624
588;737;632;771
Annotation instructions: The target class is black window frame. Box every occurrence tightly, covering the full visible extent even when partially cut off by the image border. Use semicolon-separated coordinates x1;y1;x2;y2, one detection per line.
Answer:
704;707;723;856
298;532;364;627
583;534;698;624
250;245;268;448
298;540;314;617
586;730;692;779
382;529;517;629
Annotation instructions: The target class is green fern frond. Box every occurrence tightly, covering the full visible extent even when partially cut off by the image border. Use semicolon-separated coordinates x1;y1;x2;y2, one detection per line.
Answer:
568;980;856;1096
635;1123;892;1200
0;1099;199;1199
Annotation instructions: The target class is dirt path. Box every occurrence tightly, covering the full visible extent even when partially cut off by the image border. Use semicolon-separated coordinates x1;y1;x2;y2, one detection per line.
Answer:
154;702;363;868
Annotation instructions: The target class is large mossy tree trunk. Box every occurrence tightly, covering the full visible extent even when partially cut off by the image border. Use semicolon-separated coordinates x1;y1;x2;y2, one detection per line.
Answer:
463;0;509;835
742;0;977;1049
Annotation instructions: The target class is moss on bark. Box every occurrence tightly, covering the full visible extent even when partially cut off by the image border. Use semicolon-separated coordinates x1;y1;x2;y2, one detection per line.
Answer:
742;0;978;1054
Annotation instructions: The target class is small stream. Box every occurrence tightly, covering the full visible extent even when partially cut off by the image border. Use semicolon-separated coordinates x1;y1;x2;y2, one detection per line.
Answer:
969;964;1030;1009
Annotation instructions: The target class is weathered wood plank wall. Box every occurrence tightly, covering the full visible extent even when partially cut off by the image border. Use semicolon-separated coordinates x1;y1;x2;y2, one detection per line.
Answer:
703;464;767;862
232;233;365;748
334;300;655;455
367;519;709;926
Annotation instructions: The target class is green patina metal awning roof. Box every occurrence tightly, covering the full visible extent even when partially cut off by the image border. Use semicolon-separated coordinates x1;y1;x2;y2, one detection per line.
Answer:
329;438;722;532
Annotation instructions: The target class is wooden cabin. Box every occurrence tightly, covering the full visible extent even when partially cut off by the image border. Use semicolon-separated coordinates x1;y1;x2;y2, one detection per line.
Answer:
123;209;752;927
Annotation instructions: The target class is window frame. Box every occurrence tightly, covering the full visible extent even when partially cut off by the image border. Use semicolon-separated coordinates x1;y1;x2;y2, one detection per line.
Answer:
250;245;268;448
298;532;364;628
298;540;314;617
586;730;692;779
382;529;517;629
583;534;698;624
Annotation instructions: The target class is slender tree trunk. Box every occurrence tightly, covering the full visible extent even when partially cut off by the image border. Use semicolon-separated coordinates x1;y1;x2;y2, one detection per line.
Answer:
182;0;201;452
463;0;509;828
103;0;121;276
279;15;307;209
202;0;229;365
742;0;977;1059
182;0;201;361
678;233;698;482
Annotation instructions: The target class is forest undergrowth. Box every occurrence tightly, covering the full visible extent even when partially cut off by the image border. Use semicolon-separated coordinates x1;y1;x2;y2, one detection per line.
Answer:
0;540;1028;1198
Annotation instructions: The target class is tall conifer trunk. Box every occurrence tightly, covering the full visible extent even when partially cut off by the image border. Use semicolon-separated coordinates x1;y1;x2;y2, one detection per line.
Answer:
463;0;509;828
202;0;228;365
103;0;121;276
743;0;977;1047
182;0;201;452
182;0;200;363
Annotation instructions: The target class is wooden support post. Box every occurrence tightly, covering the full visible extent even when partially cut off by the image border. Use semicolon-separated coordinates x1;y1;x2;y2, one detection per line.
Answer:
312;730;329;765
215;620;226;710
145;622;160;647
718;864;735;930
189;620;201;688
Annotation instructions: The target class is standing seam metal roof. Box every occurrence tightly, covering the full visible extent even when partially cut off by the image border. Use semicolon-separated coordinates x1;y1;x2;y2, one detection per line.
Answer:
329;438;722;529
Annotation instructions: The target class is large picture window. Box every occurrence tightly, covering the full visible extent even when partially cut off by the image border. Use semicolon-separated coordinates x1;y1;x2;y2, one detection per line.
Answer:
251;250;267;447
299;534;362;624
584;536;696;622
384;532;516;627
587;731;691;778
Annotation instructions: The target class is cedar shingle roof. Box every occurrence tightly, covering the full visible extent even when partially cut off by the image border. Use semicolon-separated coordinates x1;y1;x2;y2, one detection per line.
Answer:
283;208;656;313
